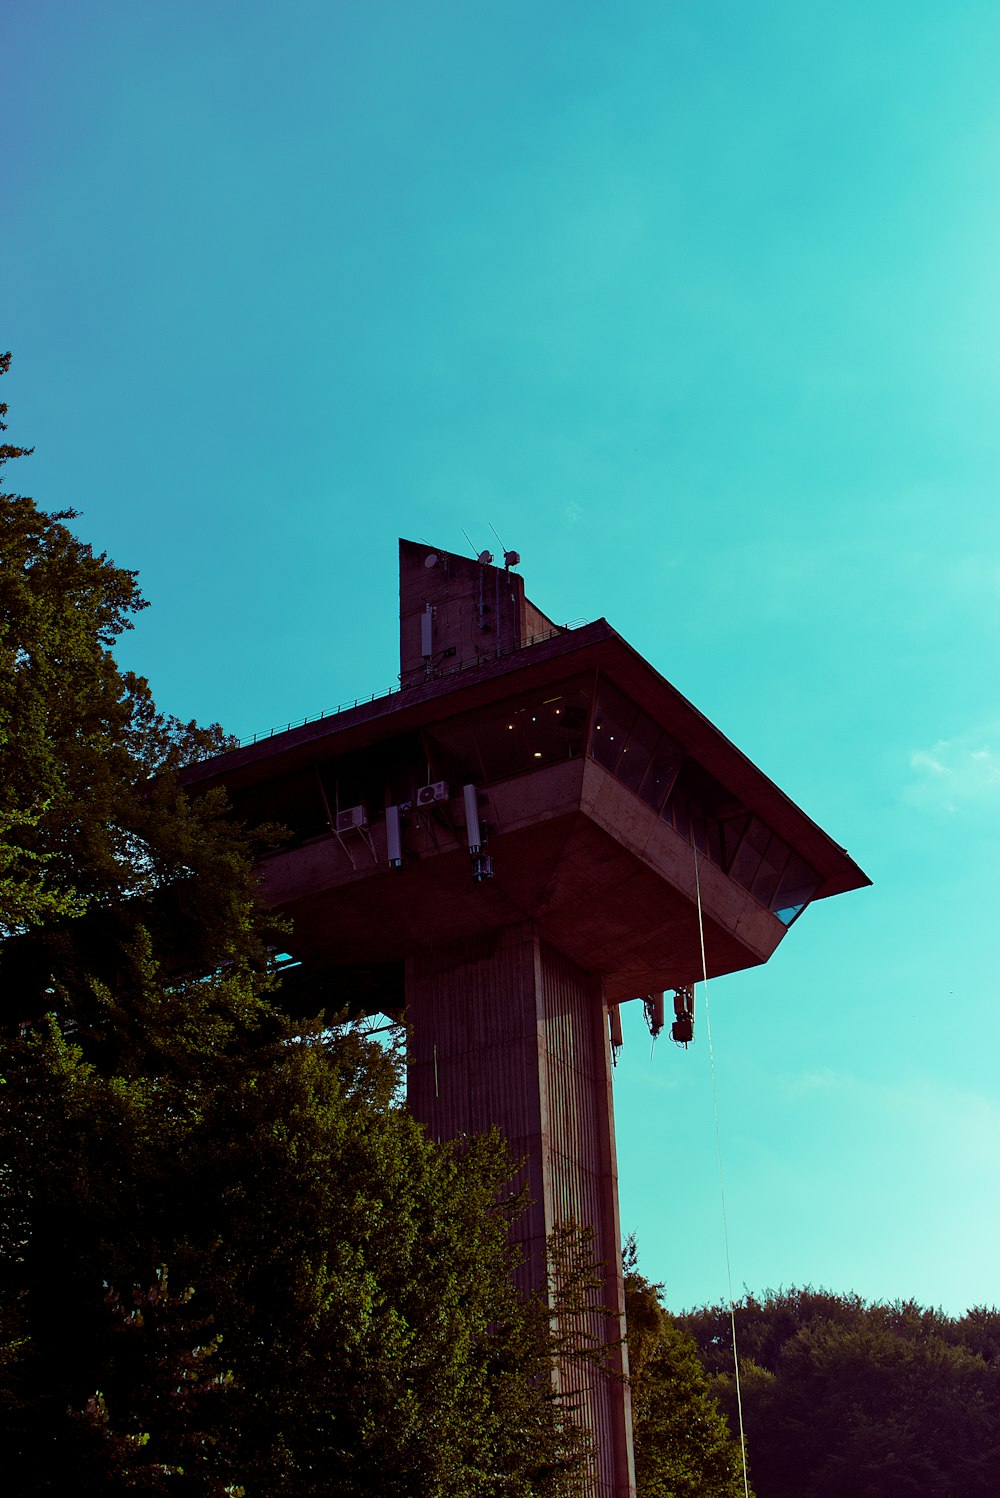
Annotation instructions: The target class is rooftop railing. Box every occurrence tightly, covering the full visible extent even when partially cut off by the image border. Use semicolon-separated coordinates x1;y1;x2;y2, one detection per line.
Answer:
234;621;591;749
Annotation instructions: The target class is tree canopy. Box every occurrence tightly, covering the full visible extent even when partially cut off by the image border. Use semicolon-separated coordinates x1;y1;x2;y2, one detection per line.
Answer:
680;1286;1000;1498
0;354;585;1497
623;1245;750;1498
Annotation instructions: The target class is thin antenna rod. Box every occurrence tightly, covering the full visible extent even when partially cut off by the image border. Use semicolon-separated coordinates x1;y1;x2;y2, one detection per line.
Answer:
460;528;478;557
489;520;506;553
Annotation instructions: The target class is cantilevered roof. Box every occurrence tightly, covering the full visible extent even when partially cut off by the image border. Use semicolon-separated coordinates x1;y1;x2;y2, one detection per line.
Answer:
180;618;869;905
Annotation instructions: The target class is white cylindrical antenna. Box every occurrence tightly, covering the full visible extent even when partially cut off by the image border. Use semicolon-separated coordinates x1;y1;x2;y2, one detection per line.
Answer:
463;783;482;853
386;805;403;867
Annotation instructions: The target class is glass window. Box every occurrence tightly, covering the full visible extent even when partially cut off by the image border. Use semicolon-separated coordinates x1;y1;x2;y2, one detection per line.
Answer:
423;717;484;787
720;813;749;872
750;832;791;907
475;706;534;781
706;814;723;866
316;733;427;821
638;731;684;812
433;676;592;786
772;853;822;925
662;779;724;863
669;786;692;842
385;740;432;806
583;678;817;923
689;796;708;854
321;761;362;820
728;816;772;891
287;770;332;841
615;711;662;794
520;684;591;766
590;678;638;772
233;768;329;846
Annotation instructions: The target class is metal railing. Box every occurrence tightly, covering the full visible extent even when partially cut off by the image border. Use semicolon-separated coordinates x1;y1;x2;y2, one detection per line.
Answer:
234;621;590;749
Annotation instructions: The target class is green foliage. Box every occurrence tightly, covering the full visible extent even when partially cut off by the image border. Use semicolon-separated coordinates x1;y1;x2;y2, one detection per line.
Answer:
0;357;584;1496
2;991;582;1493
624;1244;750;1498
0;803;89;929
0;352;236;942
680;1287;1000;1498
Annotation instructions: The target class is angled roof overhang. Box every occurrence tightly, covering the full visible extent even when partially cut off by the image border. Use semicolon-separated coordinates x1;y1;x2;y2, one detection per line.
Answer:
181;620;869;905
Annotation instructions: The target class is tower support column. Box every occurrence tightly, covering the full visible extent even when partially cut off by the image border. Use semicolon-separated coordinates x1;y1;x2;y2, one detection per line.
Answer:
406;923;636;1497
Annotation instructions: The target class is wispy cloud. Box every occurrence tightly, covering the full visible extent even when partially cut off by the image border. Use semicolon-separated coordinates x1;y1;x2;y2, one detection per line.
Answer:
948;554;1000;600
904;727;1000;812
774;1069;1000;1203
782;1068;1000;1137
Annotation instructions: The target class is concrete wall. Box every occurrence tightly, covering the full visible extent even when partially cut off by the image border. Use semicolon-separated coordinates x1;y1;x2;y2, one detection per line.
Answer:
406;922;635;1497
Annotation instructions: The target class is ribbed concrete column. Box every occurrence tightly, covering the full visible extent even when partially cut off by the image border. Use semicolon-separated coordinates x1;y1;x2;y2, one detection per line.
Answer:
406;923;635;1498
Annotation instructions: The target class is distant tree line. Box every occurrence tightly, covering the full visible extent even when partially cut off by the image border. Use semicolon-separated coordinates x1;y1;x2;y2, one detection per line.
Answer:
678;1286;1000;1498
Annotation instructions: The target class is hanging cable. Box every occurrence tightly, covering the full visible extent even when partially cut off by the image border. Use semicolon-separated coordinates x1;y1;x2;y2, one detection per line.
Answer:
693;842;750;1498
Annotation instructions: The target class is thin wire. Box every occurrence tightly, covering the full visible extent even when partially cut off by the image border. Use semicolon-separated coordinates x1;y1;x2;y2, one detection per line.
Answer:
693;843;751;1498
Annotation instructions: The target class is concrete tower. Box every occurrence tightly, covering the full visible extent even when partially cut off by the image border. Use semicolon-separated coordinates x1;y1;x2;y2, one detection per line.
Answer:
181;540;869;1496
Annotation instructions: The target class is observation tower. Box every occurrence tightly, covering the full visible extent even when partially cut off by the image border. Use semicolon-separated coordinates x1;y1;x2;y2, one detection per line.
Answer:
181;539;869;1497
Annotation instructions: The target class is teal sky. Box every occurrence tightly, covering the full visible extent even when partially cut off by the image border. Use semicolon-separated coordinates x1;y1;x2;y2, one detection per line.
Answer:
5;1;999;1316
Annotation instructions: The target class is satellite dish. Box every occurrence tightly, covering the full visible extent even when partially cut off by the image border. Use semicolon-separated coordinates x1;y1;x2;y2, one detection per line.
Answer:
477;549;494;565
424;552;438;569
504;549;521;568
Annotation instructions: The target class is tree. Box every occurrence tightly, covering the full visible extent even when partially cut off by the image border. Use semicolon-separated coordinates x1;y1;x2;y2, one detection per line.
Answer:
623;1245;750;1498
0;355;584;1496
680;1287;1000;1498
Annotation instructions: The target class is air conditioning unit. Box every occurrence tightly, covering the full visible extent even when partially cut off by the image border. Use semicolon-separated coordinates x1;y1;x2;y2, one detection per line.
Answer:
335;804;368;833
416;781;449;807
